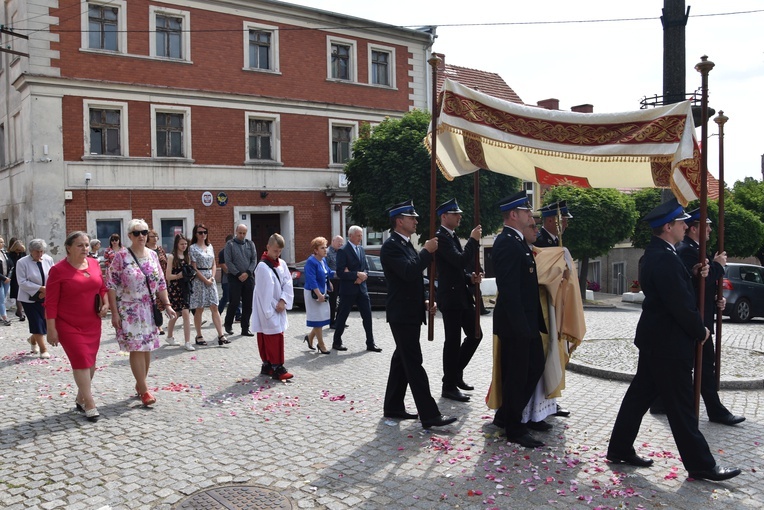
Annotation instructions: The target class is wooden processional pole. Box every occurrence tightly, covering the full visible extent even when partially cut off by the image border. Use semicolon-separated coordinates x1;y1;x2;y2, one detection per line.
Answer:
713;110;728;391
427;55;441;341
693;55;715;418
473;172;482;338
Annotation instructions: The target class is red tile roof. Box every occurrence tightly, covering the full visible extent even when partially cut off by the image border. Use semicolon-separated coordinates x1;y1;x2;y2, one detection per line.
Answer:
434;54;523;105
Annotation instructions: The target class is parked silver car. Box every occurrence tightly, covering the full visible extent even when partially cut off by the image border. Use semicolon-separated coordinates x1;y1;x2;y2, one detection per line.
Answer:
722;263;764;322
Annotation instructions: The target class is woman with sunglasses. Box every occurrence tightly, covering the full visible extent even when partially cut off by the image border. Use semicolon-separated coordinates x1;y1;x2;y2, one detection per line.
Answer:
107;219;177;407
103;233;122;270
189;223;229;346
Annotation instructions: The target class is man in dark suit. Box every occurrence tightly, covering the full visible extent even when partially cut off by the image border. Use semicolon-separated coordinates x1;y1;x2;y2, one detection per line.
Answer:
434;198;483;402
326;235;344;329
332;225;381;352
533;201;573;418
607;198;740;482
491;191;548;448
381;199;456;429
676;208;745;425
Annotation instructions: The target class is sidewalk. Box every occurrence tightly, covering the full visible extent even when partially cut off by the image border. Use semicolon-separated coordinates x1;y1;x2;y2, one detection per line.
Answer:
0;303;761;509
572;293;764;389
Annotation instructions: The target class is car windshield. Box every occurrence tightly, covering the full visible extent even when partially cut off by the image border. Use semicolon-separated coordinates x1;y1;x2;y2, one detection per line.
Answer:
367;255;382;271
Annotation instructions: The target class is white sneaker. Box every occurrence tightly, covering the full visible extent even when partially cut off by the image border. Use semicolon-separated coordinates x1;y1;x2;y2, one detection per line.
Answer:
165;336;178;346
183;342;195;351
40;351;51;359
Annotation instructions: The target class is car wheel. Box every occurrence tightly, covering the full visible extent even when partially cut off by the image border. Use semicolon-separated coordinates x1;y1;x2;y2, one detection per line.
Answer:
731;298;751;322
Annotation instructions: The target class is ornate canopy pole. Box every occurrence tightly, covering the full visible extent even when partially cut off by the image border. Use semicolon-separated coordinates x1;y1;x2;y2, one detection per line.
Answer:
473;172;482;338
693;55;715;417
713;110;728;391
427;55;441;341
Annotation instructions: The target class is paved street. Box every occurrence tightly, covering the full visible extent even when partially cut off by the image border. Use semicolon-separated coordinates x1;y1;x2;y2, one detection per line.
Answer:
1;296;762;509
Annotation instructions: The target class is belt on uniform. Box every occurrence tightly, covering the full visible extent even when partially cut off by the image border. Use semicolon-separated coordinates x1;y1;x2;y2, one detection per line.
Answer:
196;267;211;270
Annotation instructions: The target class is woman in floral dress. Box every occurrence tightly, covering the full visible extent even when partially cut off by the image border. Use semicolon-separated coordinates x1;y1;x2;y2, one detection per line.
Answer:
164;234;195;351
189;223;229;346
107;219;176;407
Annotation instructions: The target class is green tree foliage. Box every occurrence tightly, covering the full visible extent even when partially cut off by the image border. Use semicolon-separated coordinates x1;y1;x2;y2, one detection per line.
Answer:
630;188;663;249
731;177;764;264
542;186;638;297
344;110;520;240
722;202;764;260
681;197;764;261
732;178;764;221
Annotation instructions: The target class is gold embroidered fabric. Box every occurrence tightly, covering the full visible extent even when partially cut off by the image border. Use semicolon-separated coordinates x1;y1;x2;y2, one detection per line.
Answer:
427;79;719;204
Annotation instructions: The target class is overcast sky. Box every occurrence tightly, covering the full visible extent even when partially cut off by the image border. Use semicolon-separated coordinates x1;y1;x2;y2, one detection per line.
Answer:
286;0;763;187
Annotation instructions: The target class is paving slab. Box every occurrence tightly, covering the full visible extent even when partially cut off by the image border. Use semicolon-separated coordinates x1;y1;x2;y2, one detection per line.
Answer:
0;298;761;509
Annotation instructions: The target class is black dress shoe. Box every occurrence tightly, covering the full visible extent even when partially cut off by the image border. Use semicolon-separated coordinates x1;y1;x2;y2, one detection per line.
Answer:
421;415;457;429
225;328;234;336
366;344;382;352
384;410;418;420
606;453;654;467
441;389;470;402
333;345;348;351
241;330;255;337
507;433;544;448
688;465;742;481
456;380;474;391
709;414;746;426
554;404;571;417
527;420;553;432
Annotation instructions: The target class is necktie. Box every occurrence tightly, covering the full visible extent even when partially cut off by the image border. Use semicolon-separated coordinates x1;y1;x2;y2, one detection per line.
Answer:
356;244;361;260
37;261;46;285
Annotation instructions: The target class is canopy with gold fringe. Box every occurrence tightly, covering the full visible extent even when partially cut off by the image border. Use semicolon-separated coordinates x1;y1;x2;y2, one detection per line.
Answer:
426;78;719;204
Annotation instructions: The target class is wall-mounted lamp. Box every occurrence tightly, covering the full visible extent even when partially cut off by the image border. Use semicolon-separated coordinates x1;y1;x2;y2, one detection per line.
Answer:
85;172;92;184
260;191;268;199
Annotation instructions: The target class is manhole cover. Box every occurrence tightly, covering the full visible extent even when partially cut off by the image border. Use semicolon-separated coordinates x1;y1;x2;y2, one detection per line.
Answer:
175;485;292;510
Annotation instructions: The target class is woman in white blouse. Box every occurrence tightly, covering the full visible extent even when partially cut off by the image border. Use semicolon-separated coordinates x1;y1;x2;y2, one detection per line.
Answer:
16;239;55;358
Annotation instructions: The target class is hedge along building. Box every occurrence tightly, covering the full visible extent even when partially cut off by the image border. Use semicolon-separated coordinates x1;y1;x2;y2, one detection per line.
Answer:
0;0;434;261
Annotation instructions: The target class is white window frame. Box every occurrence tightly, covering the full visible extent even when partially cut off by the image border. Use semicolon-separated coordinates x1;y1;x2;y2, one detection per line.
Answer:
245;112;281;164
242;21;279;73
81;0;128;54
367;43;395;88
328;119;357;167
83;99;129;158
151;209;195;250
326;36;357;82
86;210;132;244
149;5;191;62
150;104;192;160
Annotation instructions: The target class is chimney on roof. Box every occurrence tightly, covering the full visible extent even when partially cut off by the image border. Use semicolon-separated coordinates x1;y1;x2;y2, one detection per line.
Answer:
537;98;559;110
571;104;594;113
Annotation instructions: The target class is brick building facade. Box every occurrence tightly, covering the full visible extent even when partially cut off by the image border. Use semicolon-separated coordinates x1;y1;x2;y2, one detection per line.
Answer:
0;0;433;261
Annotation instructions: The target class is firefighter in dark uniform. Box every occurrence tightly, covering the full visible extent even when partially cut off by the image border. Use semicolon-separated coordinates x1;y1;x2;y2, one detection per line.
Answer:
676;208;745;425
534;200;572;249
381;200;456;430
433;198;483;402
607;198;741;481
491;191;548;448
